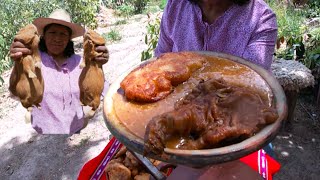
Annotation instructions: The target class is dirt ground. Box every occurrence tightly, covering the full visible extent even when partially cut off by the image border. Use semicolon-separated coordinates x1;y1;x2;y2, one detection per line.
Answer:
273;90;320;180
0;8;319;180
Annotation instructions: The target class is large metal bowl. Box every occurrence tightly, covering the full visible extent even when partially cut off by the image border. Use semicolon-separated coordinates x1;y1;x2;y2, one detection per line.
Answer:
103;51;287;167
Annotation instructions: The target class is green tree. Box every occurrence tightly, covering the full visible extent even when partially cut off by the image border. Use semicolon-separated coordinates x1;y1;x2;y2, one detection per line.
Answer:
64;0;100;29
141;14;161;61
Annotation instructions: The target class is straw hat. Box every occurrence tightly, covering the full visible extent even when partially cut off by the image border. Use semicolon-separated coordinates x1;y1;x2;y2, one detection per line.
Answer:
33;9;85;39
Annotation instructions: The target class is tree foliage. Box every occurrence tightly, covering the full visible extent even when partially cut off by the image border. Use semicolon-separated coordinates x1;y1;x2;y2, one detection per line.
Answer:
104;0;150;14
266;0;320;72
141;14;161;61
65;0;100;29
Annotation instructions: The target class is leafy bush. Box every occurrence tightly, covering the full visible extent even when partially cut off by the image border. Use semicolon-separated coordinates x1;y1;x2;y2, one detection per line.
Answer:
305;0;320;18
143;0;167;14
143;5;162;14
267;0;307;60
268;0;306;40
64;0;100;29
103;29;122;42
266;0;320;74
304;27;320;70
141;14;161;61
115;4;135;18
131;0;149;14
104;0;150;15
304;47;320;70
306;27;320;51
102;0;125;8
159;0;167;10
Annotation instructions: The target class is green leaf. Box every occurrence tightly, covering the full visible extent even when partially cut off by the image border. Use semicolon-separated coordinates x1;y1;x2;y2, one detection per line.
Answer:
152;40;157;49
0;76;4;85
145;35;148;45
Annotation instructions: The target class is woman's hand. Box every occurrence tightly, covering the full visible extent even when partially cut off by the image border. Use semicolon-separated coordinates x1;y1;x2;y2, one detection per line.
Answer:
9;39;32;61
95;45;109;64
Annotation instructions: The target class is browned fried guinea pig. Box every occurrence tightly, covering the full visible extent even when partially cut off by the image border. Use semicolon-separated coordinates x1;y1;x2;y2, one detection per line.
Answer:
120;52;206;103
79;29;108;118
9;24;44;122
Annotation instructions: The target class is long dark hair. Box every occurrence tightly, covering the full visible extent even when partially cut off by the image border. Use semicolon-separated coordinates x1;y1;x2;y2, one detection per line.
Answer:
38;23;75;57
188;0;250;6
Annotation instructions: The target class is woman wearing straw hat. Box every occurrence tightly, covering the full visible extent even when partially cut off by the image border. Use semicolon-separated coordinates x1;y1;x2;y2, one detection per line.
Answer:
9;9;109;134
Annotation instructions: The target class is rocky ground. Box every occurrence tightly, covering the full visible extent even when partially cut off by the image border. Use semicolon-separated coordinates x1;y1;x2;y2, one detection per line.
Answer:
0;7;319;180
273;90;320;180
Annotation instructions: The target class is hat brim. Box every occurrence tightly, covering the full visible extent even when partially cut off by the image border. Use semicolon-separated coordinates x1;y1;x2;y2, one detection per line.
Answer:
33;18;85;39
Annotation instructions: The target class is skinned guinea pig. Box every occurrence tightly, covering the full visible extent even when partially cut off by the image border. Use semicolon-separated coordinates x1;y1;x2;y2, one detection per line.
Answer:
79;29;108;122
9;24;44;123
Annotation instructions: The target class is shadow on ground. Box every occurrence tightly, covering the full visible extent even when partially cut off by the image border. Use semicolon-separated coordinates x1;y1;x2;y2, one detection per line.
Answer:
0;114;110;180
273;92;320;180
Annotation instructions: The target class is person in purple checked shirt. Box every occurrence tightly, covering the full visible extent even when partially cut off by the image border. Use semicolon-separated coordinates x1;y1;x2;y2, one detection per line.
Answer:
155;0;278;71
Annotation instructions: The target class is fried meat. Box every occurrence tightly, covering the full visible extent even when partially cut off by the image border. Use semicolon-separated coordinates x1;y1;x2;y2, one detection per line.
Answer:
120;52;206;102
144;79;279;155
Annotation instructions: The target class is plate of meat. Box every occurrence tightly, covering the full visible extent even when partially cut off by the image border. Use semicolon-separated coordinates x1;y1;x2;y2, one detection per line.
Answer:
103;51;287;167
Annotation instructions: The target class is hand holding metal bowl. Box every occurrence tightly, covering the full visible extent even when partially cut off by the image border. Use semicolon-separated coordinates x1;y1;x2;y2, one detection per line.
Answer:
103;51;287;167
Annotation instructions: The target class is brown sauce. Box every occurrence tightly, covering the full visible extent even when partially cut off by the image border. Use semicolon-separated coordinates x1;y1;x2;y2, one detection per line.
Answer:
112;56;272;139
